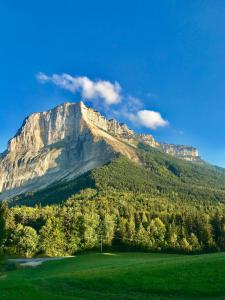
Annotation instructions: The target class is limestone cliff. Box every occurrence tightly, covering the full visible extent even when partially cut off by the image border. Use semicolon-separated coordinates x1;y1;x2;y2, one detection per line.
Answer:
159;144;199;161
0;101;200;199
0;102;138;199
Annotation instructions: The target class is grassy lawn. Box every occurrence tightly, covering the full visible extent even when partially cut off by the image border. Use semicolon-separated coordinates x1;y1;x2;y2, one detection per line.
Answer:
1;252;225;299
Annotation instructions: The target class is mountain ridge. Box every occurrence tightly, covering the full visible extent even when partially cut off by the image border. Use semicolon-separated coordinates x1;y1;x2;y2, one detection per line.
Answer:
0;101;201;200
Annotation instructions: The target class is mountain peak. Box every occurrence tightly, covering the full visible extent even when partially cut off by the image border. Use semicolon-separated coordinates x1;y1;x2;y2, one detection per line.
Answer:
0;101;200;200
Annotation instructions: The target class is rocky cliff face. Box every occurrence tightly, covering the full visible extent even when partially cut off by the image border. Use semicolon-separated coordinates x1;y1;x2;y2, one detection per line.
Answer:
0;101;200;199
160;144;199;161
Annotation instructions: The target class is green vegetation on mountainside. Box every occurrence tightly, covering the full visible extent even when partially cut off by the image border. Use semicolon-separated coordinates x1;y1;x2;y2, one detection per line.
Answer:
2;145;225;257
10;144;225;206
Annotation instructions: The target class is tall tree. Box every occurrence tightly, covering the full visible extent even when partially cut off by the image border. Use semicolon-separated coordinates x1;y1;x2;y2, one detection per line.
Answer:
11;224;39;257
0;202;7;251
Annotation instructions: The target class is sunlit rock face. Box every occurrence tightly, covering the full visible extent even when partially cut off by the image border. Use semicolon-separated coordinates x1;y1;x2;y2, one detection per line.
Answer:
0;102;138;199
0;101;200;199
160;144;199;161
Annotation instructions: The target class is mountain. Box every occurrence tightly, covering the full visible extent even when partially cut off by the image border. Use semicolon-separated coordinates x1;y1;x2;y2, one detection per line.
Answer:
0;102;135;199
3;102;225;258
0;101;215;203
11;145;225;206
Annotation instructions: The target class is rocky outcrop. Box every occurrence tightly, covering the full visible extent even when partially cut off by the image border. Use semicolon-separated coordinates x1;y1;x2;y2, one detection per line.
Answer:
136;134;160;148
159;144;199;161
0;101;200;199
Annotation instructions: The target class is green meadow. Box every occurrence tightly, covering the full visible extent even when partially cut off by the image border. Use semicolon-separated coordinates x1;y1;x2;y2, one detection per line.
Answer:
1;252;225;300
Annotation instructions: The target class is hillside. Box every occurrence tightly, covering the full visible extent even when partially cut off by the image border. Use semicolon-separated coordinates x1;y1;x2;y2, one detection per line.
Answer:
3;145;225;256
1;252;225;299
2;103;225;257
0;101;201;201
11;143;225;206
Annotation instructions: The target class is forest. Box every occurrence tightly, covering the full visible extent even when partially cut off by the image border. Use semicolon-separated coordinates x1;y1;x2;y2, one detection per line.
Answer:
1;147;225;257
1;188;225;257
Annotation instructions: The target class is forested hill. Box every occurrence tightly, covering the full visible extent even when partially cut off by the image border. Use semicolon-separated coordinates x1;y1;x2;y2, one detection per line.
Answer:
9;144;225;206
3;143;225;257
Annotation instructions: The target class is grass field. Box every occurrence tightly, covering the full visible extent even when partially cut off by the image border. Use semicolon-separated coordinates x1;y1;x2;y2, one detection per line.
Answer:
1;252;225;300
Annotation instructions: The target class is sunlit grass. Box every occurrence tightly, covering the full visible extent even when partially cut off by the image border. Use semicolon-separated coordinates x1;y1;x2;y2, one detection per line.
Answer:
1;252;225;299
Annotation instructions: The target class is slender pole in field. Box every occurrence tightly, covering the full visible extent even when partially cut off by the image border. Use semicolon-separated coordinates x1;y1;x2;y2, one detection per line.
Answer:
99;200;104;254
100;234;103;253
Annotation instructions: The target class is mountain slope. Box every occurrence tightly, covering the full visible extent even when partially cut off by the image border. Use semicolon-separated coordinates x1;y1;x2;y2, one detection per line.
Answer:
0;102;138;200
0;101;201;201
11;144;225;206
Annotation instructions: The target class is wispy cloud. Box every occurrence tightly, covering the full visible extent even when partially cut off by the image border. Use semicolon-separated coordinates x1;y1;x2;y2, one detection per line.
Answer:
37;72;121;105
37;72;169;130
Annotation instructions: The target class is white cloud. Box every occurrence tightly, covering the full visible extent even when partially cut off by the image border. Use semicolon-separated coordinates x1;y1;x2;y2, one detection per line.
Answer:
37;72;121;105
129;109;168;130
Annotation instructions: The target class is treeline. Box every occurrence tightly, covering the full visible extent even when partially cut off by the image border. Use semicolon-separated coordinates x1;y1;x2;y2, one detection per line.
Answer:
1;189;225;257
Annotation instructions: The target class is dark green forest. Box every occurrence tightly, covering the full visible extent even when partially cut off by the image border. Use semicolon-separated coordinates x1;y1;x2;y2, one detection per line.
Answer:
1;145;225;257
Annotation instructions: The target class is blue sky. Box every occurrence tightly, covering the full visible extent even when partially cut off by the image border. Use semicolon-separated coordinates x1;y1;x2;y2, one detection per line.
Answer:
0;1;225;166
